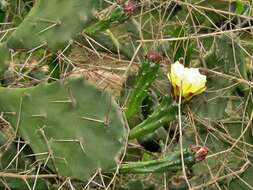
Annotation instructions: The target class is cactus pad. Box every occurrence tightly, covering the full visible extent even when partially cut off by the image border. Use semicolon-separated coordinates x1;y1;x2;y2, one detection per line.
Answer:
7;0;97;51
0;78;126;179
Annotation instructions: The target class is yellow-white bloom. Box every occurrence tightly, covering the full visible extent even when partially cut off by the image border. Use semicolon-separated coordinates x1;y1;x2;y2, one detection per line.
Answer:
167;61;207;101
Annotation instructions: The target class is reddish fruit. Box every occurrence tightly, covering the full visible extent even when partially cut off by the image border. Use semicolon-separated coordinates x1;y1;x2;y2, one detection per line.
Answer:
145;51;162;63
124;1;136;16
190;145;209;162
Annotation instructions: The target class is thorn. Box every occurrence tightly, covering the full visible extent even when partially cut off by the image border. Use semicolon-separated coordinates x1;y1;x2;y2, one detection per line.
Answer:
104;95;112;127
24;152;49;158
35;17;60;24
79;140;86;154
37;126;59;174
80;116;105;124
2;112;16;115
67;87;77;107
27;42;47;53
30;114;47;118
51;138;86;154
50;100;73;103
37;23;58;34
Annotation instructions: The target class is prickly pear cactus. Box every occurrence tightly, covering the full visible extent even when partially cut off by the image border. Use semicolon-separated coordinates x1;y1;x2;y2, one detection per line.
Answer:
119;146;209;173
84;1;135;35
0;78;126;180
129;96;177;140
7;0;97;51
126;53;161;119
85;6;126;35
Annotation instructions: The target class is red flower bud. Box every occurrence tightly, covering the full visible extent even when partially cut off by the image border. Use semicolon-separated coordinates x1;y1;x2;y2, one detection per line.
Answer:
145;51;162;63
190;145;209;162
124;1;136;16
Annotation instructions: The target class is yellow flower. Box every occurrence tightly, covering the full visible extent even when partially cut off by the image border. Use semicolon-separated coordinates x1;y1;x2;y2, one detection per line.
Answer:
167;61;207;101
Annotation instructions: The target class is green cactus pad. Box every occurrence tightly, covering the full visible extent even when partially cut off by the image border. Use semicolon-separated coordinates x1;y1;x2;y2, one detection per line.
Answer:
7;0;97;51
0;78;126;179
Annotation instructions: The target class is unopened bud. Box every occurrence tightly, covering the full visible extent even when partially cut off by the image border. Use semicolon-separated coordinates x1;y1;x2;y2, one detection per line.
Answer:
145;51;162;63
190;145;209;162
124;1;136;16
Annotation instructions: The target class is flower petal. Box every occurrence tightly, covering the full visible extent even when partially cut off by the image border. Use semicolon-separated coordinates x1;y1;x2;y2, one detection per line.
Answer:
167;61;207;102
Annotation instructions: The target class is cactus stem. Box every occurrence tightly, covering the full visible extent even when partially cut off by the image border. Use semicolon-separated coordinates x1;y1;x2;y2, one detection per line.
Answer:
118;146;208;174
128;96;177;139
125;59;160;119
